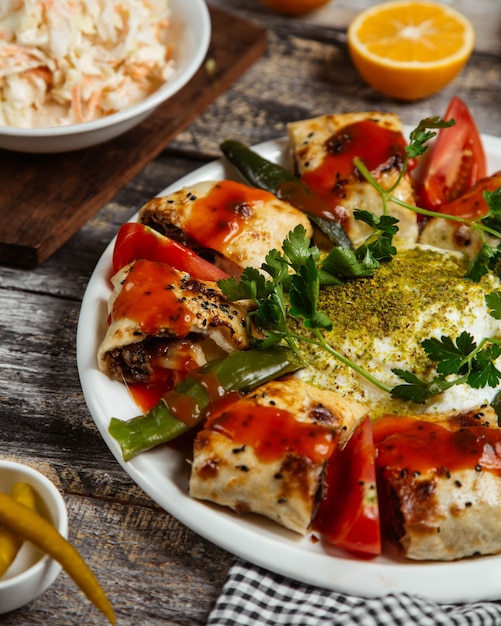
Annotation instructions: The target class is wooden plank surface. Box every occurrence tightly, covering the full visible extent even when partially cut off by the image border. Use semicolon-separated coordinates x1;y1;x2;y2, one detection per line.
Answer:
195;0;501;152
212;0;501;56
0;6;266;269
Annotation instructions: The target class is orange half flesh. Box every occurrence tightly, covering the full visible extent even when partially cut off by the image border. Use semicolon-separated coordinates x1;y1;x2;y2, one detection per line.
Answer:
347;0;475;100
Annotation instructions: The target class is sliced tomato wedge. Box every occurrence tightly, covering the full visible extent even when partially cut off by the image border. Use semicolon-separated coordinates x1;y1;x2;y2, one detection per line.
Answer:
313;416;381;556
438;171;501;219
417;96;487;212
112;222;229;280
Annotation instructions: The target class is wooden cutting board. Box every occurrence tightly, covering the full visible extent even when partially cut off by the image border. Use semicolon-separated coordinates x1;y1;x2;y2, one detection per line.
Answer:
0;7;267;268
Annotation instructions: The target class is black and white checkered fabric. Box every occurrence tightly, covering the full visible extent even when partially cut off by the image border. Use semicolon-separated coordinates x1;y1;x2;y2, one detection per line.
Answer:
207;558;501;625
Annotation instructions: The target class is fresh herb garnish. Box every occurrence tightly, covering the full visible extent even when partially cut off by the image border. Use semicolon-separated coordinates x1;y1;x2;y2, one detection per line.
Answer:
219;222;501;403
351;210;399;263
354;121;501;282
218;116;501;404
486;290;501;319
392;327;501;402
353;116;453;218
354;121;501;401
218;224;393;394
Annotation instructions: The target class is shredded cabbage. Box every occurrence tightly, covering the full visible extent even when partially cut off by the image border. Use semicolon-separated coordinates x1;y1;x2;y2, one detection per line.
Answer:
0;0;175;128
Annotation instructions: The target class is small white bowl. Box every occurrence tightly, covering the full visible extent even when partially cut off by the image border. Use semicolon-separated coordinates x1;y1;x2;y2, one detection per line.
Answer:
0;460;68;614
0;0;211;153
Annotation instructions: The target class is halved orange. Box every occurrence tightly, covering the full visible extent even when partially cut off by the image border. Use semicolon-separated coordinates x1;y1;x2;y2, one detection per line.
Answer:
347;0;475;101
259;0;331;16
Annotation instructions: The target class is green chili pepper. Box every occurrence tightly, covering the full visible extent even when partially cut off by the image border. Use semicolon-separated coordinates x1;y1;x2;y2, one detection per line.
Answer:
220;139;353;250
109;346;302;461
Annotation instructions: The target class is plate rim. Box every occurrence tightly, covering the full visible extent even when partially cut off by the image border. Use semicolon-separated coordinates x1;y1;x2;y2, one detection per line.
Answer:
77;130;501;602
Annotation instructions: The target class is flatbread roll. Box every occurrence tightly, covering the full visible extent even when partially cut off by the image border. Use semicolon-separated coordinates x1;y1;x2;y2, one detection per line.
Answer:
98;258;253;383
375;407;501;560
287;112;418;246
138;179;313;276
189;376;368;534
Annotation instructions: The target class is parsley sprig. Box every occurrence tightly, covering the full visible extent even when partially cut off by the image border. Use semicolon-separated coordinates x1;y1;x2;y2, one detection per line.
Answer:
219;224;501;403
354;117;501;281
217;116;501;404
392;330;501;403
391;291;501;402
218;224;393;394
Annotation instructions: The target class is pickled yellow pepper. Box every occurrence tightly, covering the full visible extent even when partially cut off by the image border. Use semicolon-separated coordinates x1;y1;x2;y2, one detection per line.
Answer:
0;490;116;624
0;482;36;576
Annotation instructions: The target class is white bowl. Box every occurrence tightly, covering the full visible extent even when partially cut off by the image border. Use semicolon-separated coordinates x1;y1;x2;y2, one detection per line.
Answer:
0;460;68;614
0;0;211;153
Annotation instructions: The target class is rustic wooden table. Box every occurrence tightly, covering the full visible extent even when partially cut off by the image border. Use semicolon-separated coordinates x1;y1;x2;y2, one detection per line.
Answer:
0;1;500;623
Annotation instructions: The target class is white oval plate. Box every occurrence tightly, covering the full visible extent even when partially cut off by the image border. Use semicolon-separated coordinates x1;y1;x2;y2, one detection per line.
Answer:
77;131;501;603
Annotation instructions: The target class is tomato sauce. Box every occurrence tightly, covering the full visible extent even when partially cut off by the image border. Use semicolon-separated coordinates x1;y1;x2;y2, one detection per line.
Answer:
129;381;168;413
162;371;236;428
276;180;339;222
185;180;273;248
205;398;337;464
374;416;501;475
301;119;408;209
111;259;194;336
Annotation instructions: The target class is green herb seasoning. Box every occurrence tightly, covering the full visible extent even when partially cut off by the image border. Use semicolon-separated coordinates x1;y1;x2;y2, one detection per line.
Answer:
295;246;501;416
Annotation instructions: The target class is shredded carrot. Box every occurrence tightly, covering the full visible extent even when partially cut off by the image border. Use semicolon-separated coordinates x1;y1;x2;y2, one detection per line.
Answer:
71;84;84;123
0;0;175;127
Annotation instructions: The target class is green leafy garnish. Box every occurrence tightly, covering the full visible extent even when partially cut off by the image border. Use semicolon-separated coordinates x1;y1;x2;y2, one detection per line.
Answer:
391;326;501;403
220;225;501;404
354;121;501;283
354;119;501;401
218;115;501;405
352;210;398;263
485;291;501;319
219;224;393;394
406;116;455;160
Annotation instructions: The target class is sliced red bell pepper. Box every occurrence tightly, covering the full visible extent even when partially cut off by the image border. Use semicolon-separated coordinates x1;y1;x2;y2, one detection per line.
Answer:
112;222;229;280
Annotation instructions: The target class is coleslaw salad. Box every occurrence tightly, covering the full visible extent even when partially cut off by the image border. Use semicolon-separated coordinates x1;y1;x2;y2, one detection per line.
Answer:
0;0;175;128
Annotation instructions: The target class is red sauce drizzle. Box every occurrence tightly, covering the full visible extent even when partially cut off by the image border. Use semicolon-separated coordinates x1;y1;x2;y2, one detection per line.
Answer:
301;119;408;210
374;416;501;476
276;180;339;222
111;259;194;336
162;389;200;427
130;372;242;426
195;371;227;404
185;180;274;249
205;398;336;464
164;371;237;428
129;381;171;413
129;351;210;414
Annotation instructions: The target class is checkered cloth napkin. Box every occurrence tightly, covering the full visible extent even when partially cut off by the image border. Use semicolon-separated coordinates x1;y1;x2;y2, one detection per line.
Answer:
207;557;501;625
